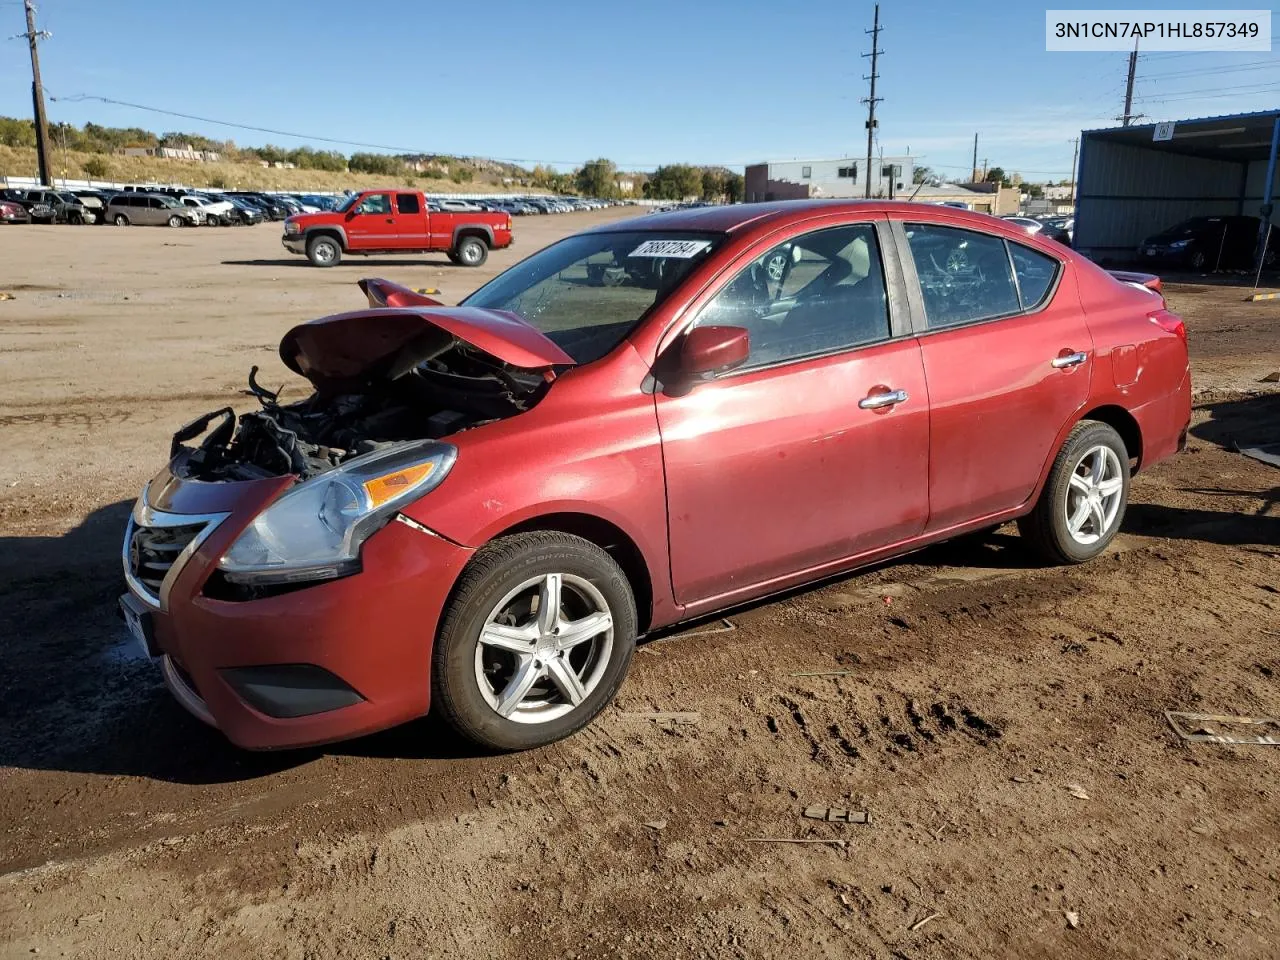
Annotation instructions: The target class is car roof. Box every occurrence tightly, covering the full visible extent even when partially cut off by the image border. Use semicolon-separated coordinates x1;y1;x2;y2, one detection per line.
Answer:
582;199;1018;236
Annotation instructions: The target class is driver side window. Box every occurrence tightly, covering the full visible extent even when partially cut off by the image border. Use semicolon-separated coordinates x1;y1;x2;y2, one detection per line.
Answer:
356;193;391;215
693;223;890;371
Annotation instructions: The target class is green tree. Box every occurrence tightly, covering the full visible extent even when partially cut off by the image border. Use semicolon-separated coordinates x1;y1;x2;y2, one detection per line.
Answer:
349;152;404;176
700;167;725;201
912;165;935;184
82;155;110;179
984;166;1011;188
724;171;744;203
575;158;618;198
647;164;703;200
1024;182;1045;199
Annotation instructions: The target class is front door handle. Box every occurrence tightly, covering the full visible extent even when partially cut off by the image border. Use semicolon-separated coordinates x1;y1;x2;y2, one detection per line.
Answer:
1052;351;1088;368
859;389;909;409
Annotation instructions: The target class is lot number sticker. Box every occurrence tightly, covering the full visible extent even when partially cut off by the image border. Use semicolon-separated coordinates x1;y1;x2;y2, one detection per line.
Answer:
629;239;711;258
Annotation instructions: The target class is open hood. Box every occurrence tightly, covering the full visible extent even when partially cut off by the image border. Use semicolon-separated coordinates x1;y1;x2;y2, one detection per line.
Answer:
279;278;575;390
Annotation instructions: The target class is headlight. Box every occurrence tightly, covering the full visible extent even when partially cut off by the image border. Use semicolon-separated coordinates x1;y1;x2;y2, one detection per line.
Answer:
284;220;300;235
1168;239;1191;249
218;441;456;585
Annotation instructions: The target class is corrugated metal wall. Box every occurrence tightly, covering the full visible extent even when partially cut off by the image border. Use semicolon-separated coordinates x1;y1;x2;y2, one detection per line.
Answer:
1075;139;1249;259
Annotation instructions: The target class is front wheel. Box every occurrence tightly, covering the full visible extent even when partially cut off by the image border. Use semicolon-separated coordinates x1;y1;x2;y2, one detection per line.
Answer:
433;532;636;751
168;214;185;228
114;214;130;226
1018;421;1130;564
306;235;342;266
454;235;488;267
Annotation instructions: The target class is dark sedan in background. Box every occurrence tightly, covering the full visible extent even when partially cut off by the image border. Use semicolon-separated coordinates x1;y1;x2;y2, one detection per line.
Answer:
1138;215;1271;272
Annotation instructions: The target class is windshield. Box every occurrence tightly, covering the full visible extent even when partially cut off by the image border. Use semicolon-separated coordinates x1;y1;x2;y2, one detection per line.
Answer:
462;231;722;364
157;196;179;207
333;193;360;213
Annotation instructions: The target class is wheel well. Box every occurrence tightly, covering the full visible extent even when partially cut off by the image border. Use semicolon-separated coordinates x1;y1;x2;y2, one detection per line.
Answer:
1080;405;1143;469
454;227;492;248
498;513;654;632
306;228;345;250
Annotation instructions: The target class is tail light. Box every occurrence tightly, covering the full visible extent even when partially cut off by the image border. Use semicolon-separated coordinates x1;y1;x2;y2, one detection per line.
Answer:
1148;309;1186;344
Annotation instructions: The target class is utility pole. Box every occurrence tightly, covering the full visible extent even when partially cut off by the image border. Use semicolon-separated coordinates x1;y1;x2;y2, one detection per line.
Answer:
1069;137;1079;204
972;132;979;182
1121;38;1140;126
20;0;55;186
861;3;882;200
982;158;988;181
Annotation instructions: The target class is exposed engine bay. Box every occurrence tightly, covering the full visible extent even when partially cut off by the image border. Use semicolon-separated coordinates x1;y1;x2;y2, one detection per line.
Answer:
177;346;547;482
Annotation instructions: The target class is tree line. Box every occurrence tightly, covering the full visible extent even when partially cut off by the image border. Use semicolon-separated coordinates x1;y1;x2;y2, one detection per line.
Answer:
1;116;746;200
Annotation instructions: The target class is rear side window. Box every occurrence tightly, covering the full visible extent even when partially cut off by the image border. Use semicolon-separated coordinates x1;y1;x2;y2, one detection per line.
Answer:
1009;243;1059;309
396;193;420;214
905;224;1020;329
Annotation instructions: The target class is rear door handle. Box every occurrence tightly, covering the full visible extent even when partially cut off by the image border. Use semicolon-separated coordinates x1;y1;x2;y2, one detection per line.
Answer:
859;389;909;409
1051;351;1088;368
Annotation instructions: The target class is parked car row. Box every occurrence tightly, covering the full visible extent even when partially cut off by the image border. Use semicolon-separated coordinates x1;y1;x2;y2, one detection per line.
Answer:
0;183;620;228
1002;214;1073;246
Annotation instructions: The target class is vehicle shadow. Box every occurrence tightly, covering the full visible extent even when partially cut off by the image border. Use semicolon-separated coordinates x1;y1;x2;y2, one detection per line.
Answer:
0;499;485;784
221;258;469;269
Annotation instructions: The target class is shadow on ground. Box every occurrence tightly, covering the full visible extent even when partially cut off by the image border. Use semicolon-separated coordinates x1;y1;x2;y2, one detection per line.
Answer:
221;257;466;269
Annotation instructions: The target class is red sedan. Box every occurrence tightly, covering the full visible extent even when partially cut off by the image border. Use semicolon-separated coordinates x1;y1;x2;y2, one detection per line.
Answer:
120;201;1191;751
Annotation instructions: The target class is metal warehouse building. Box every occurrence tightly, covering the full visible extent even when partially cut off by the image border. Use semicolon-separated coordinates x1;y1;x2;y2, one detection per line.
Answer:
1075;109;1280;265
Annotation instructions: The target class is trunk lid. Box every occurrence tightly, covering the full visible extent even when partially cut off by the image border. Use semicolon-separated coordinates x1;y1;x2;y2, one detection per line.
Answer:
279;278;575;390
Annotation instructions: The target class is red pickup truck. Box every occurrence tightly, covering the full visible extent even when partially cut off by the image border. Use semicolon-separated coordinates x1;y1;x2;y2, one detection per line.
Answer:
282;189;513;267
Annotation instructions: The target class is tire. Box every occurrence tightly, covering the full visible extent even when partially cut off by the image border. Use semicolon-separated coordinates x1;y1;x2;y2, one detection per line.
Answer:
432;532;637;751
763;249;791;284
454;235;488;267
1017;420;1130;565
167;215;185;228
1189;249;1207;271
114;214;130;226
306;234;342;267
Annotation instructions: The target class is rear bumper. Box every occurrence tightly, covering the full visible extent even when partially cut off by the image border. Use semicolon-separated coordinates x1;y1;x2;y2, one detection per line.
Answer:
126;496;473;749
1132;363;1192;470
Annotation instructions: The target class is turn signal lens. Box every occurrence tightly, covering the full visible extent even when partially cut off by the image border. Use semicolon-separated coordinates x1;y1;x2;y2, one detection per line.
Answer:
363;462;435;508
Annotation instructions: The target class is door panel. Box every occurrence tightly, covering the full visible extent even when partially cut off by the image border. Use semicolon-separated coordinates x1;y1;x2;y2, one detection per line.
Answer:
394;193;427;248
657;339;929;604
900;223;1092;530
345;192;398;247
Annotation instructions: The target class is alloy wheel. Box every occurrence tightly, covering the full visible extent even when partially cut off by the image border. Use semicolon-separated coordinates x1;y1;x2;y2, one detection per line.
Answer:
473;572;614;724
1063;444;1124;545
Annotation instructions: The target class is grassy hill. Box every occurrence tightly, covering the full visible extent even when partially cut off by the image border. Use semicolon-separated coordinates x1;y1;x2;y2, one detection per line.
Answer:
0;145;538;194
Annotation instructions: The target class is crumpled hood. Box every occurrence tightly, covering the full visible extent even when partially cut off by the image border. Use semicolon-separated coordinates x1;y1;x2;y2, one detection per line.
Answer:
279;280;575;390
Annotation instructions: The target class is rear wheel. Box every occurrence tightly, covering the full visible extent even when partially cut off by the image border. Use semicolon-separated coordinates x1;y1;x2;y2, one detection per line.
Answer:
167;214;185;228
454;235;488;267
1018;421;1130;564
306;235;342;267
114;214;130;226
432;532;636;751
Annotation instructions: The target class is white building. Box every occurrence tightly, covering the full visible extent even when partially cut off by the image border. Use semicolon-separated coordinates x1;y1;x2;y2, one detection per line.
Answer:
745;155;915;202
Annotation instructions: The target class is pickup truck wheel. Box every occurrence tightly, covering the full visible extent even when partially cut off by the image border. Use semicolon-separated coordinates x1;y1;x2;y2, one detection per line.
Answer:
113;214;130;226
1017;421;1129;565
455;235;488;267
306;235;342;267
432;532;636;751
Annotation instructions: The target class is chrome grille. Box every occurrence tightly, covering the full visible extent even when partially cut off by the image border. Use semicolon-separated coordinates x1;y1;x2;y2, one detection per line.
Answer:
128;522;205;601
122;490;229;609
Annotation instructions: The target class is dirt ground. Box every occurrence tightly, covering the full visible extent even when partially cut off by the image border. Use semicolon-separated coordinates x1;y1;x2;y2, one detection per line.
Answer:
1;213;1278;960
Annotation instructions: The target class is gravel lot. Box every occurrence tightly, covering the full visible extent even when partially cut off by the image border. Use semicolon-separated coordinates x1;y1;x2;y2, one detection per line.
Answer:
1;213;1278;960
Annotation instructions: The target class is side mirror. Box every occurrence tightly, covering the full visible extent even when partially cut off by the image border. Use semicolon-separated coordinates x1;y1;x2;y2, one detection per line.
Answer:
679;325;749;379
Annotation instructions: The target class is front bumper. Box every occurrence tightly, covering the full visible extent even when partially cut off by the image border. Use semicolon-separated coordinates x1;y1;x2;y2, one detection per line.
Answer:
282;235;306;254
122;473;473;749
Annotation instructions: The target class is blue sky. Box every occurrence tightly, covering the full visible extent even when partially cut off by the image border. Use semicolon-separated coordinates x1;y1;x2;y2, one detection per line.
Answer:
1;0;1277;182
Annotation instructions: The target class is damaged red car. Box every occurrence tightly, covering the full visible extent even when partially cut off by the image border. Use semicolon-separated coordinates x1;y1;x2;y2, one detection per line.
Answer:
121;201;1191;751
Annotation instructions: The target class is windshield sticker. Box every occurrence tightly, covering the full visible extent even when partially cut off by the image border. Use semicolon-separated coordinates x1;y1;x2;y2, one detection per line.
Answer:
629;239;711;259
